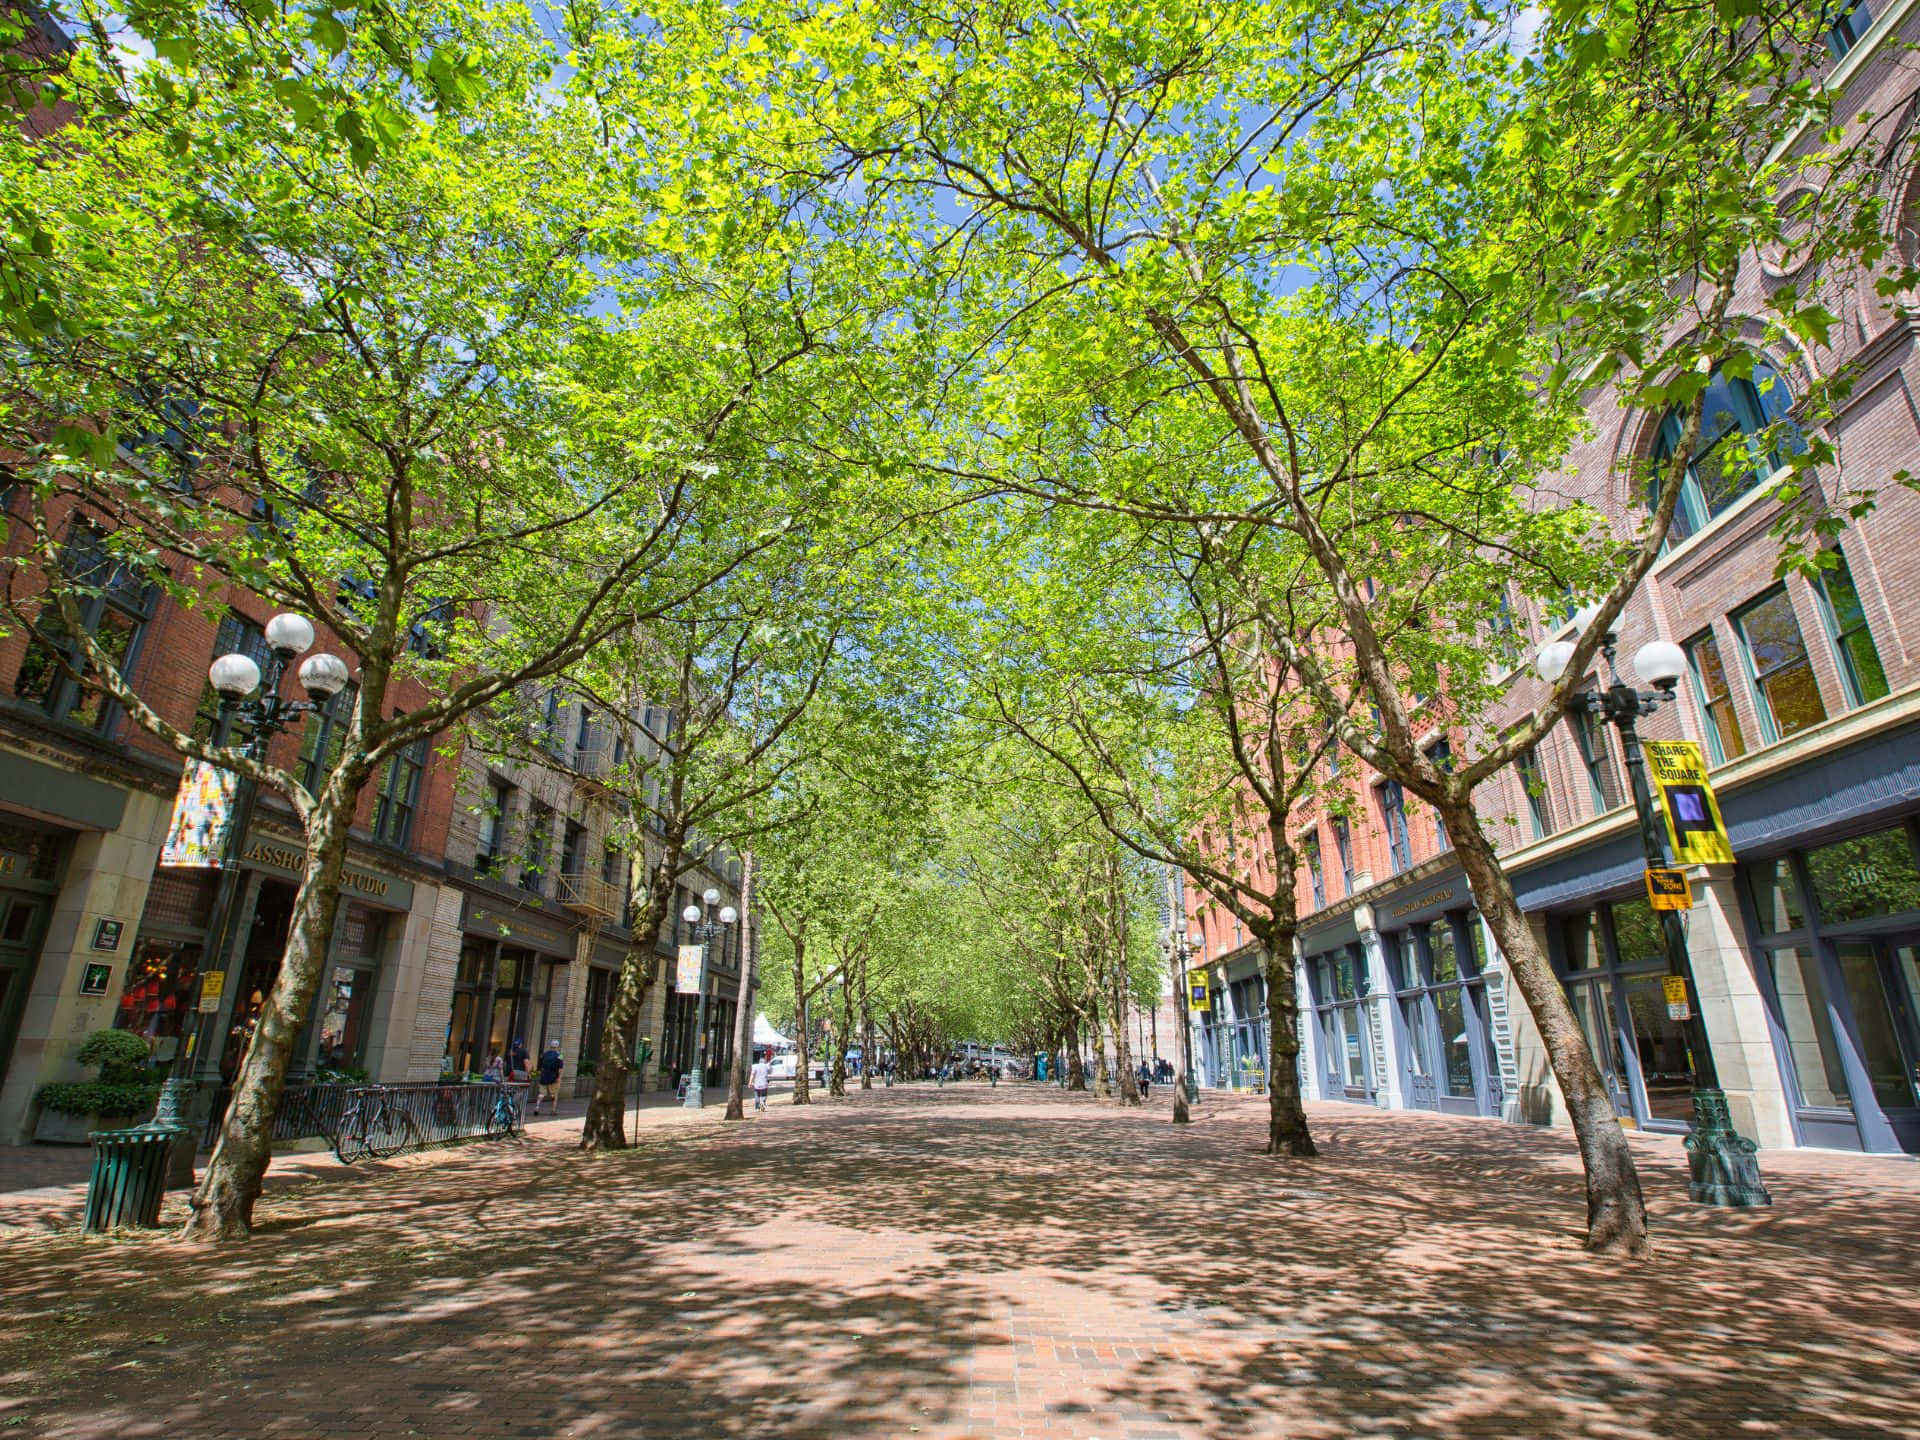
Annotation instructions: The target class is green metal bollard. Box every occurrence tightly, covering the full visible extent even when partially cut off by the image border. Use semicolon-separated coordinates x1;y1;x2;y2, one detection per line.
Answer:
84;1125;183;1232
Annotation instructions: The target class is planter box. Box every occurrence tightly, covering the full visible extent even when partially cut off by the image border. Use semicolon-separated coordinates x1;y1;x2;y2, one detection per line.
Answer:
33;1109;146;1144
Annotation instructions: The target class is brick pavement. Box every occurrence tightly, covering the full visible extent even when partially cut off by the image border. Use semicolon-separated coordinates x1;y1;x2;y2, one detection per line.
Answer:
1;1084;1917;1440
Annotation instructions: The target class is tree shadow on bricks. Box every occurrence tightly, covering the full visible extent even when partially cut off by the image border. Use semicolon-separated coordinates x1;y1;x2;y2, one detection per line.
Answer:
2;1086;1918;1440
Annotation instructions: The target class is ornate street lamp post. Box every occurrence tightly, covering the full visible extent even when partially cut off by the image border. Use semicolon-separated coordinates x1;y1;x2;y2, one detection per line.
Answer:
681;887;737;1109
153;614;348;1178
1173;928;1202;1122
1537;608;1770;1208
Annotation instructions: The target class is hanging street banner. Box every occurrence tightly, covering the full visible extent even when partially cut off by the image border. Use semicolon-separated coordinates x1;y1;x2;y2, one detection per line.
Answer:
1642;740;1735;865
159;760;239;867
675;943;704;993
1645;867;1692;911
1187;977;1210;1012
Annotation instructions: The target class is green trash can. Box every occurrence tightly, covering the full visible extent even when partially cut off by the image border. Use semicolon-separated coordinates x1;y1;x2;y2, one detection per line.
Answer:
84;1124;184;1232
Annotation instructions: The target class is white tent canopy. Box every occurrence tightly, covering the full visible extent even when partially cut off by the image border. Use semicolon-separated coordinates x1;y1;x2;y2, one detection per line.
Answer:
752;1013;791;1048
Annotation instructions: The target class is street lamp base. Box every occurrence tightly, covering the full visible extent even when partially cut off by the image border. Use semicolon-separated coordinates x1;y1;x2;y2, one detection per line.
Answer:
1684;1088;1771;1208
682;1075;705;1110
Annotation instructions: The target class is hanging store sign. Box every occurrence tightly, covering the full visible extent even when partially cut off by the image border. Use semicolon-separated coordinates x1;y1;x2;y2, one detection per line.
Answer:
1643;741;1734;866
159;760;240;868
675;943;704;993
1645;868;1692;911
1187;978;1210;1012
1662;974;1692;1022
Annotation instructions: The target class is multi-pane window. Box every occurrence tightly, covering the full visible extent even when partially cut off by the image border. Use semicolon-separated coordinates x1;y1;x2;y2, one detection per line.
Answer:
1814;551;1889;708
1302;832;1325;910
1380;782;1411;874
192;616;270;742
520;802;554;893
1515;746;1554;840
298;681;358;790
560;820;587;879
1685;628;1747;764
1826;0;1873;58
371;736;427;848
477;779;512;877
1570;708;1624;815
1649;361;1795;545
14;525;155;731
1425;739;1452;851
1488;589;1525;672
1734;586;1827;743
1331;816;1353;895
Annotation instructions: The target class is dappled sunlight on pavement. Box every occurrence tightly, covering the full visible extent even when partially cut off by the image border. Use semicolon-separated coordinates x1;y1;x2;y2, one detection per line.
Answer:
1;1083;1916;1438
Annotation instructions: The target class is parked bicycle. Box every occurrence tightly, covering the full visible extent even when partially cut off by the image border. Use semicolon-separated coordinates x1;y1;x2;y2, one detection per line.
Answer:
485;1083;522;1138
333;1086;422;1164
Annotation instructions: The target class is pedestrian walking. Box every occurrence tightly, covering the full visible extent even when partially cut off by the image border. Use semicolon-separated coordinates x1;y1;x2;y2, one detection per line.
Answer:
750;1052;772;1110
535;1040;564;1115
483;1053;505;1084
509;1036;529;1080
1137;1061;1152;1099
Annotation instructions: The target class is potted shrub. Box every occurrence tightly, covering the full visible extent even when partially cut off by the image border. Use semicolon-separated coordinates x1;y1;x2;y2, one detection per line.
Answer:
33;1030;164;1143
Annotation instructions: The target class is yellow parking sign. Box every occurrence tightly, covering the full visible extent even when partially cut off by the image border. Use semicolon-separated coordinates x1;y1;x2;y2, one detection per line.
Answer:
1642;740;1734;865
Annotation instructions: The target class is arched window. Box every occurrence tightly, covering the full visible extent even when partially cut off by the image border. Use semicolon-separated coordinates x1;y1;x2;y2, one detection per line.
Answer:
1648;360;1797;545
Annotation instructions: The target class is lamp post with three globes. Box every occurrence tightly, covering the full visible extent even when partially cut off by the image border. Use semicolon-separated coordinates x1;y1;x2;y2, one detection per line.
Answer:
681;887;737;1109
1536;604;1769;1208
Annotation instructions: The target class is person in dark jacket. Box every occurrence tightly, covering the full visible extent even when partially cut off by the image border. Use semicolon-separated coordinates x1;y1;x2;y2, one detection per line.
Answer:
535;1041;564;1115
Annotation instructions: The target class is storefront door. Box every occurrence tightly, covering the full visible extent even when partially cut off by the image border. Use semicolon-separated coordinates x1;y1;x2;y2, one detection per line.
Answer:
1831;937;1920;1150
0;889;53;1079
1567;977;1634;1120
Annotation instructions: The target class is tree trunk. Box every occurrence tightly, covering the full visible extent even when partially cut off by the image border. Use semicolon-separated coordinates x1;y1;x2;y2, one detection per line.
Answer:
581;848;677;1150
859;955;873;1090
791;941;812;1105
182;800;355;1241
1447;800;1650;1257
1093;995;1112;1097
1260;932;1315;1156
829;975;852;1096
1112;962;1140;1106
1066;1022;1086;1091
723;851;757;1122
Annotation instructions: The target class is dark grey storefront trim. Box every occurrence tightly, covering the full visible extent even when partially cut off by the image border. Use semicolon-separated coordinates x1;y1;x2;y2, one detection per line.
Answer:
0;750;127;831
1509;717;1920;911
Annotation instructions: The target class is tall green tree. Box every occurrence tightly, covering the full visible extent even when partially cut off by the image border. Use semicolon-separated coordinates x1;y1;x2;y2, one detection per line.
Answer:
0;0;878;1236
677;0;1908;1256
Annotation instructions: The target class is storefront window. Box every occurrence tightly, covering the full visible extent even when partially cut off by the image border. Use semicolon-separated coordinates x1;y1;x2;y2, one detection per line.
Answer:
1402;998;1434;1078
1804;827;1920;924
316;966;372;1072
1608;898;1666;968
1834;942;1917;1110
1430;922;1457;983
113;938;202;1063
1622;974;1697;1121
1562;912;1604;969
1433;985;1473;1097
1767;946;1851;1110
1747;858;1808;934
1569;980;1627;1091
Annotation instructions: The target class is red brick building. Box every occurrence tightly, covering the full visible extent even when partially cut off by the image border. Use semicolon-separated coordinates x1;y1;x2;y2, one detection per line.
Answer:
1184;5;1920;1157
0;482;462;1141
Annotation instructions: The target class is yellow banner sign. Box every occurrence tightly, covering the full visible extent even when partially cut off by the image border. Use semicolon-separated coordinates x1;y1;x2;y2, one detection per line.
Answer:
1642;740;1734;865
1187;978;1210;1012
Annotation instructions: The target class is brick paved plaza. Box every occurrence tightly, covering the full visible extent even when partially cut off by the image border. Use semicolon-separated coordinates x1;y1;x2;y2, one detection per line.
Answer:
2;1085;1916;1440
